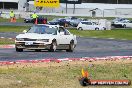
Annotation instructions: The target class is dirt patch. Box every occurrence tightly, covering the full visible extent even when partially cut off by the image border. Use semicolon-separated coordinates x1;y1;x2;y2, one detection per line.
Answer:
0;59;132;69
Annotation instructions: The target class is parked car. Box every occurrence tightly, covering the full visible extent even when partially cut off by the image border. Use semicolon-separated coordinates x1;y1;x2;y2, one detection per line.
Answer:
48;18;70;27
15;24;77;52
112;20;132;28
24;16;47;24
112;17;129;23
111;17;130;28
77;21;106;30
65;16;82;27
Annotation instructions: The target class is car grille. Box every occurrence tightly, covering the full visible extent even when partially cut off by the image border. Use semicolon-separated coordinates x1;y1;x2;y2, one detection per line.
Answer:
23;38;37;41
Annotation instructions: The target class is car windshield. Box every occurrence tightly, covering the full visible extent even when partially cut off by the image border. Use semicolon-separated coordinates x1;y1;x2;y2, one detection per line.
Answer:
27;25;57;34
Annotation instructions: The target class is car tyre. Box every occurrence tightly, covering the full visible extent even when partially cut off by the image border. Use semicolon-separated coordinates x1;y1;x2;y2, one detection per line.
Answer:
79;77;90;86
78;27;83;30
103;27;106;30
66;41;75;52
35;49;41;52
123;24;126;28
95;28;99;30
16;48;23;52
49;41;57;52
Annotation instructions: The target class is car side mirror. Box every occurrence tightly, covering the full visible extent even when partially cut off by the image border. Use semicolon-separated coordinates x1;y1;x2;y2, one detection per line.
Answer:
23;30;27;33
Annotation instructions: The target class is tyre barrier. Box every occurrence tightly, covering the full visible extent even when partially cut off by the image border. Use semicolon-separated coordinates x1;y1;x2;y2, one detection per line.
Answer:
0;56;132;65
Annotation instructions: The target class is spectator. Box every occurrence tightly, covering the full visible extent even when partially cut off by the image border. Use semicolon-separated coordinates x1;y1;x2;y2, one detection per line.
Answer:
0;11;2;17
92;10;96;18
9;10;15;22
31;12;38;23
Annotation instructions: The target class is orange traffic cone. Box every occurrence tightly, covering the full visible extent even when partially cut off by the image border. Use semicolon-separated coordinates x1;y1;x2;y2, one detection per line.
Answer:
13;17;16;22
10;18;13;22
35;18;38;24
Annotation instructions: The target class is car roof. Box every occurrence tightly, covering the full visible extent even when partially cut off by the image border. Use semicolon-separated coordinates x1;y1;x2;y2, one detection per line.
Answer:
80;21;91;22
34;24;59;28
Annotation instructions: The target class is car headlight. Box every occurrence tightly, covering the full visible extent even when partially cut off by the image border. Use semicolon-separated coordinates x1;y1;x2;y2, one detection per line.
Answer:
36;39;49;42
16;38;24;41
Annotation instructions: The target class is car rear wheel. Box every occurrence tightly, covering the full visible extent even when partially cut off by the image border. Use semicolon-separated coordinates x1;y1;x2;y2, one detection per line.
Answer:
66;41;75;52
49;41;57;52
103;27;106;30
95;28;99;30
16;48;23;52
123;24;126;28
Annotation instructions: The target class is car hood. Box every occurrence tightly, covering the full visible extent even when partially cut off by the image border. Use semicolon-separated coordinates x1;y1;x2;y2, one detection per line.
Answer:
16;33;54;39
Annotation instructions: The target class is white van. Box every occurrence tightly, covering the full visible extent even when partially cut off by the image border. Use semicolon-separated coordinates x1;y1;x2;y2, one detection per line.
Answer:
77;21;106;30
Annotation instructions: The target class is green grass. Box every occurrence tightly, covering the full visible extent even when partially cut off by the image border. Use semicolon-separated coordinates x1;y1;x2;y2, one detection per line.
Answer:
0;61;131;88
0;38;14;45
0;17;24;22
0;26;30;32
69;29;132;40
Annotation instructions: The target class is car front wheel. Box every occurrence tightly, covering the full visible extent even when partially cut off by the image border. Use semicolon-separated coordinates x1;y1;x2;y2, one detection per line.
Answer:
66;42;75;52
16;47;23;52
78;27;83;30
49;41;57;52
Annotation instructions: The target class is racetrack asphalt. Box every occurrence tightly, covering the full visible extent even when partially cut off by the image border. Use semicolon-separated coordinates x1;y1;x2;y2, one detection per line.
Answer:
0;37;132;61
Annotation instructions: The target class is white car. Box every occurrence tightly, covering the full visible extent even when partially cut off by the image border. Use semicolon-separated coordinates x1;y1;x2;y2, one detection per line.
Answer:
77;21;106;30
112;21;132;28
15;24;77;52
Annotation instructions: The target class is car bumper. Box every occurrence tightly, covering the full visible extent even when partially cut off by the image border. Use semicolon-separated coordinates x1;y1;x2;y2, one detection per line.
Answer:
15;42;51;50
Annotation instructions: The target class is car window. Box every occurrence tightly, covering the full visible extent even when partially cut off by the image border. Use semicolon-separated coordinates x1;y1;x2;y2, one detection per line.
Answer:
87;22;92;25
81;22;87;24
58;27;70;35
27;25;57;34
81;22;92;25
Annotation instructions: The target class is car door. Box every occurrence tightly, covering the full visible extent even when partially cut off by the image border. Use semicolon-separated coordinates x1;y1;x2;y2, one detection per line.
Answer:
58;27;68;44
81;22;90;30
86;22;93;30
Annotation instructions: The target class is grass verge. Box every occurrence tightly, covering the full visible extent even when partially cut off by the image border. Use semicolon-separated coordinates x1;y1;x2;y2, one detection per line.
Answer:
0;26;30;32
0;38;14;45
0;17;24;23
69;29;132;40
0;60;131;88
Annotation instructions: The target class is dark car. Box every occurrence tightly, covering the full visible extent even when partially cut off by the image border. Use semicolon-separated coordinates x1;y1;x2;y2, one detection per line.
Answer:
24;16;47;24
48;18;70;27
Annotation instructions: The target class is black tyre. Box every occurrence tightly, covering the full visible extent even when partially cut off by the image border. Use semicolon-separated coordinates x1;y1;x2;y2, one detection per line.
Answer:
79;77;90;86
16;48;23;52
66;41;75;52
103;27;106;30
78;27;83;30
95;28;99;30
123;24;126;28
49;41;57;52
35;49;41;52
